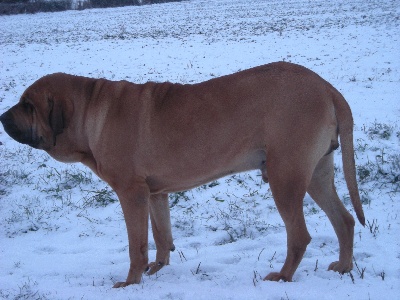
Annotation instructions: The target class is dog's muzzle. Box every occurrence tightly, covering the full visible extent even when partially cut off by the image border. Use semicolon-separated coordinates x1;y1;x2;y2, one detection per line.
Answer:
0;110;39;148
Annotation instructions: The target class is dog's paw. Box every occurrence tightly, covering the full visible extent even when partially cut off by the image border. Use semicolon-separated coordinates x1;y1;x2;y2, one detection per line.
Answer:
263;272;290;282
113;278;141;288
113;274;144;288
113;281;131;288
146;261;166;275
113;276;143;288
328;261;353;274
112;265;145;288
146;246;174;275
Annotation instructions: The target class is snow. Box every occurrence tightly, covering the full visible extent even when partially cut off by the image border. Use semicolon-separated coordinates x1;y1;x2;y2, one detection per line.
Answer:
0;0;399;299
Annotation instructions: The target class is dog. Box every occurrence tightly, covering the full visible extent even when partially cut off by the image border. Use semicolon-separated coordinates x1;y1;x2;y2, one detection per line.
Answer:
0;62;365;287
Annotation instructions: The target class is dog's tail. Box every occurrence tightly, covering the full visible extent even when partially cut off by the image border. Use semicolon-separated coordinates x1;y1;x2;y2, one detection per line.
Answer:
332;88;365;226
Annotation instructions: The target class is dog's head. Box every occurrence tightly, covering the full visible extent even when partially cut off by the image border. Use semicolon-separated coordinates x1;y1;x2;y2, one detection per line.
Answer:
0;74;73;151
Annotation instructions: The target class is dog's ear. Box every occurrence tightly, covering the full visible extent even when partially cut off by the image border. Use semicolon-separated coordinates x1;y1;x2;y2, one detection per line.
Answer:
48;98;73;146
48;98;65;146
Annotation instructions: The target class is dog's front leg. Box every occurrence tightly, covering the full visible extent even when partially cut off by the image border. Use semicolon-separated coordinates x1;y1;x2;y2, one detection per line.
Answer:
147;193;175;275
113;183;150;288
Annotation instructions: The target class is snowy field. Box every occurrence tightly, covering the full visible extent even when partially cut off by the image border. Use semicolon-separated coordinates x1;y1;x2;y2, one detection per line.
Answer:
0;0;399;299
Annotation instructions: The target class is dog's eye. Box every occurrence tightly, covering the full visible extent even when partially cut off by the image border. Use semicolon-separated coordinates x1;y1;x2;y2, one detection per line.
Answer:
22;101;34;113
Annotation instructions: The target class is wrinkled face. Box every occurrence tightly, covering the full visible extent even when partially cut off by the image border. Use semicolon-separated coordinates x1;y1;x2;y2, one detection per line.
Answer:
0;82;65;151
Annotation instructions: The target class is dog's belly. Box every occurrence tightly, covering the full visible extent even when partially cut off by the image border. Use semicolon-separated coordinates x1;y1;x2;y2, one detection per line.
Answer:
146;149;266;194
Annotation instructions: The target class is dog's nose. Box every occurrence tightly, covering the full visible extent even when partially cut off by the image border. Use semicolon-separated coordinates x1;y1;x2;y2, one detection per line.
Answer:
0;111;11;126
0;111;16;131
0;110;17;134
0;110;31;144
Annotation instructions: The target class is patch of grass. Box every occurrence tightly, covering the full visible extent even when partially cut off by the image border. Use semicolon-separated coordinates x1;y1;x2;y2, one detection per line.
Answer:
367;122;394;140
366;219;379;238
14;279;51;300
353;122;400;194
213;198;275;243
169;191;190;208
82;187;118;208
4;195;55;236
349;75;357;82
36;166;97;206
357;161;374;182
356;153;400;190
378;271;385;281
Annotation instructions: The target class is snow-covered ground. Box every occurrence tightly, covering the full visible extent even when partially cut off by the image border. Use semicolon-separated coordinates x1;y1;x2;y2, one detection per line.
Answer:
0;0;399;299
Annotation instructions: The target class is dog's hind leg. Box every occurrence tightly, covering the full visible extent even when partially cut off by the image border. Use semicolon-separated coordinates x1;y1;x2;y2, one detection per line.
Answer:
263;152;313;282
307;153;355;274
147;193;175;275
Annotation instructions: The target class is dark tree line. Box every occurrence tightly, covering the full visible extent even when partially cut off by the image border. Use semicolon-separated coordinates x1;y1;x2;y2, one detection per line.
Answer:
0;0;183;15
